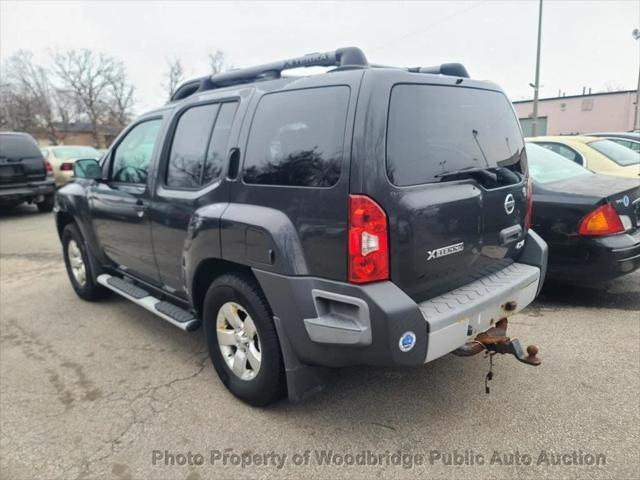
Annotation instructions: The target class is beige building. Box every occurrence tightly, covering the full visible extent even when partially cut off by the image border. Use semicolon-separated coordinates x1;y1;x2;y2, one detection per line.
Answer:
513;89;638;137
33;122;122;148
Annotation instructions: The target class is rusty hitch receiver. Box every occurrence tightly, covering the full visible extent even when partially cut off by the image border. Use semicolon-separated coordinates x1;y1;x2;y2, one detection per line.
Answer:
452;318;541;393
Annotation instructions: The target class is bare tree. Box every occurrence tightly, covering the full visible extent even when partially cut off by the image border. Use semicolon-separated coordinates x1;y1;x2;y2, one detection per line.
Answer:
1;51;71;144
208;50;226;75
106;63;135;128
163;56;185;98
52;49;129;146
0;80;39;132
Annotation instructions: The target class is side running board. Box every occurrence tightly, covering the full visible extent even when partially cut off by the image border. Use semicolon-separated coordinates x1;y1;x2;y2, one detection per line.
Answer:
97;274;200;331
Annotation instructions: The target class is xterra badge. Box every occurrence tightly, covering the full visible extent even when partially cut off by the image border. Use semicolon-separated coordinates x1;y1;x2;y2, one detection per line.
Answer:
427;242;464;261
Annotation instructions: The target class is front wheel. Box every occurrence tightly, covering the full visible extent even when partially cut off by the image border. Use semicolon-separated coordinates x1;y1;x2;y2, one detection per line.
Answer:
203;273;286;406
62;224;108;301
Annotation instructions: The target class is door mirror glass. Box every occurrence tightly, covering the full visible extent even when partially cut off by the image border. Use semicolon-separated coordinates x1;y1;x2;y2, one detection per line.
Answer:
74;158;102;180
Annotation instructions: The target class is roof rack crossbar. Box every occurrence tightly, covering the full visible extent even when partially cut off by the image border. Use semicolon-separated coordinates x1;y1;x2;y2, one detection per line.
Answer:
409;63;470;78
170;47;368;102
371;62;470;79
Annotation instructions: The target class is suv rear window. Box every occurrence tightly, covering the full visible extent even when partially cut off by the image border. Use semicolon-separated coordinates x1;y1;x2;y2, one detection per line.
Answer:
0;134;43;160
386;85;525;187
243;86;349;187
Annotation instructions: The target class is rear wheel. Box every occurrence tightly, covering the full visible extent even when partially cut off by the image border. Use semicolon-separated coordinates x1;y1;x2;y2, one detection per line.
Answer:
62;224;108;301
203;273;286;406
37;194;54;213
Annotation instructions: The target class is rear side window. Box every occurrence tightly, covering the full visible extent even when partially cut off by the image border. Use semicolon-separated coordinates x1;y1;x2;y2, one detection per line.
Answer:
167;102;238;188
0;134;43;160
386;85;525;187
243;86;350;187
589;139;639;166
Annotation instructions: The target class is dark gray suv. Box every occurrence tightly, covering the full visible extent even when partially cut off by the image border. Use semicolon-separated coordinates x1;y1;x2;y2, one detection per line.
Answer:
55;47;547;405
0;132;55;212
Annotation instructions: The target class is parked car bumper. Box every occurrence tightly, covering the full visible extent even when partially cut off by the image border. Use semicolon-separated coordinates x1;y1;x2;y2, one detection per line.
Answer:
53;169;74;188
547;229;640;284
0;180;55;205
254;230;547;368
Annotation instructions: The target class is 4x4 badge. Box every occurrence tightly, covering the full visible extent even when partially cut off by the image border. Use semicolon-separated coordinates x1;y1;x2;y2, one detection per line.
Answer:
427;242;464;261
504;194;515;215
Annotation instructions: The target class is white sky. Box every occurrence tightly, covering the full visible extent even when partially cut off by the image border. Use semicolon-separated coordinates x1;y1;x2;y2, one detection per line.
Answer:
1;0;638;114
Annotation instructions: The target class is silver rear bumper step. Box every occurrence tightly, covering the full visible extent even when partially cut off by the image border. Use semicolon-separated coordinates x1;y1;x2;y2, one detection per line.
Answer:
419;262;541;363
97;274;200;331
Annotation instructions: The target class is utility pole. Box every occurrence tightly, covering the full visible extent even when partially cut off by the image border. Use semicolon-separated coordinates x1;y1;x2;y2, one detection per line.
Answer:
531;0;543;137
633;28;640;131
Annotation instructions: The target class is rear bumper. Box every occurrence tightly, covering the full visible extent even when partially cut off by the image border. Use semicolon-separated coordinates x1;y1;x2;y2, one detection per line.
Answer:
255;231;546;368
0;180;55;204
547;230;640;284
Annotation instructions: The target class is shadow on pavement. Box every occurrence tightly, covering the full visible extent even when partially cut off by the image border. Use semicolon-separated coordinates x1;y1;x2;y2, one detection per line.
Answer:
535;277;640;311
0;203;47;218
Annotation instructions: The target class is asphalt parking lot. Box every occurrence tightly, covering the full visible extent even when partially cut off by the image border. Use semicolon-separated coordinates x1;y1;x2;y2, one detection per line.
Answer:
1;204;638;480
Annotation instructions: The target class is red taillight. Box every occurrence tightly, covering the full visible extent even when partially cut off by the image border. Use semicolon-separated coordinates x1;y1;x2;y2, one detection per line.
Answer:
348;194;389;283
578;204;624;236
60;162;73;171
525;176;533;229
45;160;53;174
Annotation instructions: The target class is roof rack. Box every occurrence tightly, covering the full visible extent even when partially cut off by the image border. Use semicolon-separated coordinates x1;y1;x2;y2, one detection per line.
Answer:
170;47;368;102
169;47;470;103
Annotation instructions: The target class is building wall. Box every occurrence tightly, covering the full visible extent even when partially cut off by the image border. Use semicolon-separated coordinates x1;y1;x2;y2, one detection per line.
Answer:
513;90;637;136
33;131;119;148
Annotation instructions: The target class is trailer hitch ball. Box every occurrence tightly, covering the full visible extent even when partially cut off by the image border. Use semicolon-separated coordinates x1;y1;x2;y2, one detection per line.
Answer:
452;318;541;366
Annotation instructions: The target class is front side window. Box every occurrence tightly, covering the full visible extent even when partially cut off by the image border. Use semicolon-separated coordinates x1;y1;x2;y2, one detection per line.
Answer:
243;86;350;187
111;119;162;184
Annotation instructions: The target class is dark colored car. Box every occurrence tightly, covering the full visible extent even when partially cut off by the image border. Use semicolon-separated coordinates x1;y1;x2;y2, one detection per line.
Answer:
55;47;547;406
0;132;55;212
586;132;640;153
526;142;640;284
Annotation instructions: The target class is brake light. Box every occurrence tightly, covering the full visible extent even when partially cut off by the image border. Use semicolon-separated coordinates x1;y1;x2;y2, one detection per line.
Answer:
525;176;533;229
60;162;73;171
578;204;624;236
45;160;53;175
348;195;389;283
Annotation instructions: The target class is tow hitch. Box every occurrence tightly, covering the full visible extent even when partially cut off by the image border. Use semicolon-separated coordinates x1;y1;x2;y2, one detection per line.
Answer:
452;318;541;393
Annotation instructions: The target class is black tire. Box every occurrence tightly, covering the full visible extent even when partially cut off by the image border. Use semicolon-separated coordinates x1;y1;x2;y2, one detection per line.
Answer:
37;194;54;213
203;272;286;406
62;224;108;301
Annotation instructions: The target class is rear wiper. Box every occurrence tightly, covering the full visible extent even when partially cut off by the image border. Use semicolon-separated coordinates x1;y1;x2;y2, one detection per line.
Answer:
434;166;496;179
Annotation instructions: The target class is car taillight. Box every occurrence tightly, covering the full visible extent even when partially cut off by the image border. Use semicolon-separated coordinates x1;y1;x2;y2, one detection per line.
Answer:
60;162;73;171
525;176;533;230
348;194;389;283
578;203;624;236
45;160;53;175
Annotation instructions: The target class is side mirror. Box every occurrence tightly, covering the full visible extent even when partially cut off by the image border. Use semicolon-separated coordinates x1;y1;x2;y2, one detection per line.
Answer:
73;158;103;180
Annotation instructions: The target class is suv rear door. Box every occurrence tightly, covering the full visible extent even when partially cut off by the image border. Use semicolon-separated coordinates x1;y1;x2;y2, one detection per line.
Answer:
0;133;47;187
354;72;528;301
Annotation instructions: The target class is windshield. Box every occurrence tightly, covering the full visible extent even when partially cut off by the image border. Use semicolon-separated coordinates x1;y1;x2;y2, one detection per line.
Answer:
52;146;100;160
526;143;591;184
386;85;525;187
588;139;639;166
